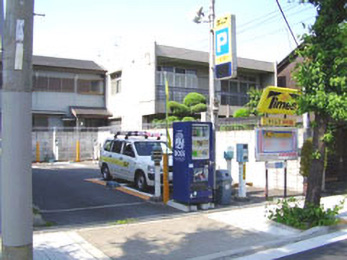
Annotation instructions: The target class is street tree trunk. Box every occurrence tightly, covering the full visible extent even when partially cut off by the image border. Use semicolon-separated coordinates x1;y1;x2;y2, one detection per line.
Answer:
304;113;327;208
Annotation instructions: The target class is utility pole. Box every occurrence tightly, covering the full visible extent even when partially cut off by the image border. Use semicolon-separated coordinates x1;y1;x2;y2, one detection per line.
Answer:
208;0;218;196
1;0;34;259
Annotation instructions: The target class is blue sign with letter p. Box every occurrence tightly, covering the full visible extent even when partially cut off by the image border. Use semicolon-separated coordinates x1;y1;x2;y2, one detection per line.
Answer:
215;28;229;56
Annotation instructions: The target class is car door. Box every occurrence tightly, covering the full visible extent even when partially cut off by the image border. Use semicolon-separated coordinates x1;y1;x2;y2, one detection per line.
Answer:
120;142;137;181
109;140;124;178
101;139;113;170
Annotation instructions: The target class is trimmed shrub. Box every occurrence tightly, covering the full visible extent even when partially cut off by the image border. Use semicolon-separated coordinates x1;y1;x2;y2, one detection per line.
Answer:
182;117;196;122
168;101;190;117
183;92;207;107
191;103;207;114
233;108;251;118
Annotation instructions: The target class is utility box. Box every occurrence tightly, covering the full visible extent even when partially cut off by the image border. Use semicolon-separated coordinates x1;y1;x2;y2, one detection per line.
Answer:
236;144;249;163
215;170;232;205
172;122;214;204
224;146;234;161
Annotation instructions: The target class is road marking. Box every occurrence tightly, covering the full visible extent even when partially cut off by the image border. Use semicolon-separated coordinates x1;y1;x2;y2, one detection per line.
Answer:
85;178;108;186
40;202;145;213
116;186;153;201
85;178;154;201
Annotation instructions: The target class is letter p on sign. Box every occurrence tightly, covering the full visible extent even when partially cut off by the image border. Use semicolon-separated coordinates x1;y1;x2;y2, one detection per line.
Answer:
216;28;229;55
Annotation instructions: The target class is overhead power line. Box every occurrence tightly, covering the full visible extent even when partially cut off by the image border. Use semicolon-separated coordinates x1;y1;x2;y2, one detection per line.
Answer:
275;0;299;46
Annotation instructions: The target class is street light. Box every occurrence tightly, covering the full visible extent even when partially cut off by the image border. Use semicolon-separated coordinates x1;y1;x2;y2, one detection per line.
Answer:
193;0;218;198
192;2;217;126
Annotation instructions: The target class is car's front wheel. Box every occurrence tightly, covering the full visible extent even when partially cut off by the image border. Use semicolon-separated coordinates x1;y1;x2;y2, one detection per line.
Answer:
101;164;111;180
135;171;148;191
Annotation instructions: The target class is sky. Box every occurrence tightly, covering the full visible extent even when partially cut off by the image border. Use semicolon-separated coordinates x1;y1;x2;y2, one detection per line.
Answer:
32;0;317;68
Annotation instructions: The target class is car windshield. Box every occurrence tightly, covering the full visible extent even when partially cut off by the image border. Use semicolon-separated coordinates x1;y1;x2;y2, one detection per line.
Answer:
134;141;172;156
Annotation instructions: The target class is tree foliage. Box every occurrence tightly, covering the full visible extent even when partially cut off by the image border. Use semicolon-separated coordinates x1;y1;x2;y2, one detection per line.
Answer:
246;88;263;116
168;101;190;117
300;138;313;177
233;108;251;118
183;92;207;107
167;92;207;121
293;0;346;207
190;103;207;114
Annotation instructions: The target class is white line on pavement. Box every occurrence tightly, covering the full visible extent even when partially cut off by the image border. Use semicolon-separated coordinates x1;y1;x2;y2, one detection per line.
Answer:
40;202;145;213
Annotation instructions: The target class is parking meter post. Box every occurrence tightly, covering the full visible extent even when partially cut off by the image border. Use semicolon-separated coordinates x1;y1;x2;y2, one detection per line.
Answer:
163;153;169;204
227;160;232;182
238;163;246;198
224;147;234;184
155;162;161;198
151;144;162;198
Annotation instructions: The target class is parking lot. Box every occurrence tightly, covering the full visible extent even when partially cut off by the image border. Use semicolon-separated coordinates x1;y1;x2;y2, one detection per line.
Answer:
33;161;180;228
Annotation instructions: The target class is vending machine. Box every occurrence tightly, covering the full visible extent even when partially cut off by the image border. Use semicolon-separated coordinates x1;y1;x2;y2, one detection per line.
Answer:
172;122;214;204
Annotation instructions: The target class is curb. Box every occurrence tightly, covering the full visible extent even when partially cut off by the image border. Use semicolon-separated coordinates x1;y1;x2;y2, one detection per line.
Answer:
189;224;347;260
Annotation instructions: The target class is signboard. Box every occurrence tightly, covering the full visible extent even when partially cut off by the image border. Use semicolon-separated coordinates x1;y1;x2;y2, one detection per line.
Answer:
260;117;296;127
255;128;298;161
257;86;299;115
265;161;286;169
214;14;237;80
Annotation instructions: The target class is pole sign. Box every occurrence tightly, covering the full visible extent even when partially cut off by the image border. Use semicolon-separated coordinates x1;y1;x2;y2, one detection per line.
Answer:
214;14;237;80
255;127;299;161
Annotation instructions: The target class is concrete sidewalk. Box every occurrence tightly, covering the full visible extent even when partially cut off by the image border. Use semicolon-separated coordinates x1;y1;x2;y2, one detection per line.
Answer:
31;194;347;260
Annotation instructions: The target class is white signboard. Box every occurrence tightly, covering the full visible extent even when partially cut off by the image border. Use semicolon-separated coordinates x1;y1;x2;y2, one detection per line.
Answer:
255;128;298;161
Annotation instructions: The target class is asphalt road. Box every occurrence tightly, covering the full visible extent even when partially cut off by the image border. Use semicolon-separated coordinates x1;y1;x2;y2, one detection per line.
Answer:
33;163;180;227
277;239;347;260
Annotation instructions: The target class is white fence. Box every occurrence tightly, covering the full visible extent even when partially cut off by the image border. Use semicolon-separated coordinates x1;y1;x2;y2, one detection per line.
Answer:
32;126;120;162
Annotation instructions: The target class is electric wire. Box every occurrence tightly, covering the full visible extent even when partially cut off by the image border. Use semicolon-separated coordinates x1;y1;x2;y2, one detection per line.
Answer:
275;0;299;46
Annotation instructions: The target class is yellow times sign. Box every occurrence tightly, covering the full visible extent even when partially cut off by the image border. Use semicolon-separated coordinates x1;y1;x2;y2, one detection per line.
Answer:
257;86;299;115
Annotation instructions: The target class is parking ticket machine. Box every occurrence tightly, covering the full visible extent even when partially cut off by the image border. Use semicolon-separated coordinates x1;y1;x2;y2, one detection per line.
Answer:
172;122;214;204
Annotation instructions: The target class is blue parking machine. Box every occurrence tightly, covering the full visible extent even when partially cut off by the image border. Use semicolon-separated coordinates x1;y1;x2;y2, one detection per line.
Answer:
172;122;214;204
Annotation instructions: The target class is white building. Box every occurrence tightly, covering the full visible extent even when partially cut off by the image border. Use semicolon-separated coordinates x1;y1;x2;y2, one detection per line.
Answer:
107;43;275;130
1;55;110;128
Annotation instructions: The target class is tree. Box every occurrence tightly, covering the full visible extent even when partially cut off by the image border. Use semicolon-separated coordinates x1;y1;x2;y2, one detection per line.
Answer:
293;0;347;207
168;92;207;121
245;88;263;116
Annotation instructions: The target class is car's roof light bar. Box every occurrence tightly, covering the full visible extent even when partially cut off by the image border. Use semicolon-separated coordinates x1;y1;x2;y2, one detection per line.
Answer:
114;131;162;140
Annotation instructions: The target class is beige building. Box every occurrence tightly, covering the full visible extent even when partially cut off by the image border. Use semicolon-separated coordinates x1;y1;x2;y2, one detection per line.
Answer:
107;43;275;130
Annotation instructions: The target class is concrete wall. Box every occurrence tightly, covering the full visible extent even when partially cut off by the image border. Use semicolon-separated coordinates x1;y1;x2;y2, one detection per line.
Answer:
216;129;305;192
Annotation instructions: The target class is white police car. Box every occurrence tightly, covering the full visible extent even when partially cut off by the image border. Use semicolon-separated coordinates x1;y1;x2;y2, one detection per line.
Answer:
99;131;173;191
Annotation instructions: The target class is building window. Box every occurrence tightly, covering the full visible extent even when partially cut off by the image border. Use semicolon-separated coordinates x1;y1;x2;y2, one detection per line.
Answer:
33;74;74;93
156;66;197;89
278;76;286;87
61;78;74;92
110;72;122;95
77;79;103;94
219;74;260;106
33;115;49;127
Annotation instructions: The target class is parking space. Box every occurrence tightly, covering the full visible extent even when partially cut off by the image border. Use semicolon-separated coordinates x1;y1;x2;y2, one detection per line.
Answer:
33;162;180;228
